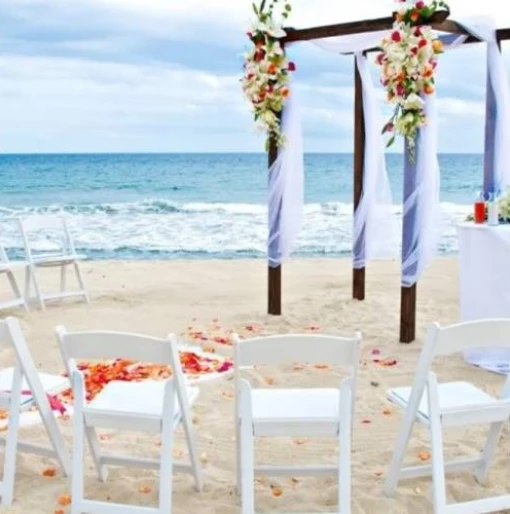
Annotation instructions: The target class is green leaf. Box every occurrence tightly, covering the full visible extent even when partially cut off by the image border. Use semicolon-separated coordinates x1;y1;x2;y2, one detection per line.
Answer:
386;135;396;148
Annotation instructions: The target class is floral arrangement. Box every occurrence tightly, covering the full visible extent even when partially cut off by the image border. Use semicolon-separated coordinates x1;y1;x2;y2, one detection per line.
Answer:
242;0;296;149
466;190;510;223
377;0;449;157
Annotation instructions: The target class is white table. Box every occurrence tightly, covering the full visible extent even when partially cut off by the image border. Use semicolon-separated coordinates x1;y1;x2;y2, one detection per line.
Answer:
457;223;510;373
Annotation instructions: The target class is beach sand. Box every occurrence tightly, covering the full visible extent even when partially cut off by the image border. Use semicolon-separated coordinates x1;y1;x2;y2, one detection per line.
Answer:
1;257;509;514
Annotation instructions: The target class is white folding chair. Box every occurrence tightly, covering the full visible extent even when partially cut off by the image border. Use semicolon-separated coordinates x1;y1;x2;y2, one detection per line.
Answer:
19;216;89;311
0;317;71;506
384;320;510;514
234;333;361;514
0;244;28;312
56;328;203;514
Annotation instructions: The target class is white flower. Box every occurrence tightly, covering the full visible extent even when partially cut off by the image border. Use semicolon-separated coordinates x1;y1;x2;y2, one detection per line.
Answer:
403;93;424;111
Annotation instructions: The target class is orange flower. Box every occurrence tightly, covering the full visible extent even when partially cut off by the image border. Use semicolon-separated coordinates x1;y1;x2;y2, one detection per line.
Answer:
267;63;278;75
424;83;435;95
281;87;290;98
410;10;420;22
42;467;56;477
423;66;434;78
432;39;444;53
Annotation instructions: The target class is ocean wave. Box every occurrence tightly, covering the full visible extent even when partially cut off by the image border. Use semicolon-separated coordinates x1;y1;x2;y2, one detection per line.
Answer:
0;199;470;259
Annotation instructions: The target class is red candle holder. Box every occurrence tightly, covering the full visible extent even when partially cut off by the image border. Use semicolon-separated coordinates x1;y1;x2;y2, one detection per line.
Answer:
474;200;486;224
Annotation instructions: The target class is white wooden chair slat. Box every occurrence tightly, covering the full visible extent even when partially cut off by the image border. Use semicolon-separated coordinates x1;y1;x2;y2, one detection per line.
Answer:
0;242;28;313
384;319;510;514
18;216;89;310
235;332;361;514
0;317;71;506
57;327;203;514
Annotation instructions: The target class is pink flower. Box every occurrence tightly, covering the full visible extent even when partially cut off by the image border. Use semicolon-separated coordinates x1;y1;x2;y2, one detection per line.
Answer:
288;61;296;71
415;0;425;8
396;84;405;96
391;31;402;43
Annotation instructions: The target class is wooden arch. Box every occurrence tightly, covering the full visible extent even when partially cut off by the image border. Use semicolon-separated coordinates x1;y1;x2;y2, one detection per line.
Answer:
267;16;510;342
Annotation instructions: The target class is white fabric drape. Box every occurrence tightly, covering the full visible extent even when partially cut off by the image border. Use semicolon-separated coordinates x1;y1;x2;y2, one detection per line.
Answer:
268;92;304;267
353;53;395;267
456;17;510;193
401;93;441;286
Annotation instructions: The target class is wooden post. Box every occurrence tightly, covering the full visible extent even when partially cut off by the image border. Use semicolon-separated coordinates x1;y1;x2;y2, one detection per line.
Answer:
353;56;366;301
267;134;282;315
400;140;418;343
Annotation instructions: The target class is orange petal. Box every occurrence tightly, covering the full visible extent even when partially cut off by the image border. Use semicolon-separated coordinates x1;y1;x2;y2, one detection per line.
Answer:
294;438;307;445
314;364;330;370
55;510;65;514
382;407;393;416
139;485;152;494
418;451;431;462
264;377;275;385
270;485;284;497
58;494;72;506
42;467;56;477
172;448;184;459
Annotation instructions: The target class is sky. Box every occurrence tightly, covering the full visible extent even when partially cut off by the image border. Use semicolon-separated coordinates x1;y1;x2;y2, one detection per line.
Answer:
0;0;509;153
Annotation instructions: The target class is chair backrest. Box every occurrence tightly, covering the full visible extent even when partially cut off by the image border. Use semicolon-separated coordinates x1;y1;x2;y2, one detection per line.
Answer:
56;328;179;369
0;318;53;410
18;216;76;260
430;319;510;357
234;333;361;369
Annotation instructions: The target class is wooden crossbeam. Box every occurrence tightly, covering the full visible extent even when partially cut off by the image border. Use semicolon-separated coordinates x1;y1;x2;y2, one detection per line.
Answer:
282;17;473;44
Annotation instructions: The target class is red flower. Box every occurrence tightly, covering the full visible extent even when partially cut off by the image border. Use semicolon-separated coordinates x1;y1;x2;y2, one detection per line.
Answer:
254;50;264;62
391;31;401;43
415;0;425;8
246;32;253;39
411;47;418;55
418;38;428;48
396;84;405;96
376;53;385;65
414;27;422;37
288;61;296;72
410;10;420;22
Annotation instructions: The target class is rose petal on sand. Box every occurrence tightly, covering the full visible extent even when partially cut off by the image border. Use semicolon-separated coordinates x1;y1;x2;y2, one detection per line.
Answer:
294;438;307;445
371;349;381;356
139;485;152;494
382;407;393;416
270;485;284;497
418;451;431;462
314;364;330;370
362;419;371;424
58;494;72;506
264;377;275;385
55;510;65;514
172;448;184;459
42;467;56;477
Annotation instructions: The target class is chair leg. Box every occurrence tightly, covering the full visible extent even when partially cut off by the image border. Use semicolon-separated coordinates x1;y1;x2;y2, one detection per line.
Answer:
71;402;85;514
73;262;89;304
24;266;31;304
428;375;447;513
60;264;67;293
338;382;352;514
40;409;71;477
236;417;242;496
1;367;23;507
473;421;505;485
383;410;416;497
6;271;28;311
240;382;255;514
29;266;45;311
85;426;108;482
159;387;175;514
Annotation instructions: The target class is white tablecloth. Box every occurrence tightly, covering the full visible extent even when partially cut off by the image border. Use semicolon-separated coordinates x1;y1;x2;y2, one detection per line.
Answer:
457;223;510;373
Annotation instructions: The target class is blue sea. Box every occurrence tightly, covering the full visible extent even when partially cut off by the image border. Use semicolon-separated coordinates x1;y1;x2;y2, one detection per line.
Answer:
0;153;479;260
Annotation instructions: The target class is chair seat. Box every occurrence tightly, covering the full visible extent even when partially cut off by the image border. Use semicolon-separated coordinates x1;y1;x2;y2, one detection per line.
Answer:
251;388;340;436
0;261;28;271
0;367;69;408
388;381;499;420
87;380;199;421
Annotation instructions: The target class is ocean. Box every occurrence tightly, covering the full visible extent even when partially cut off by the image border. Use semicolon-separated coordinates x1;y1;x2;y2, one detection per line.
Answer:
0;153;479;260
